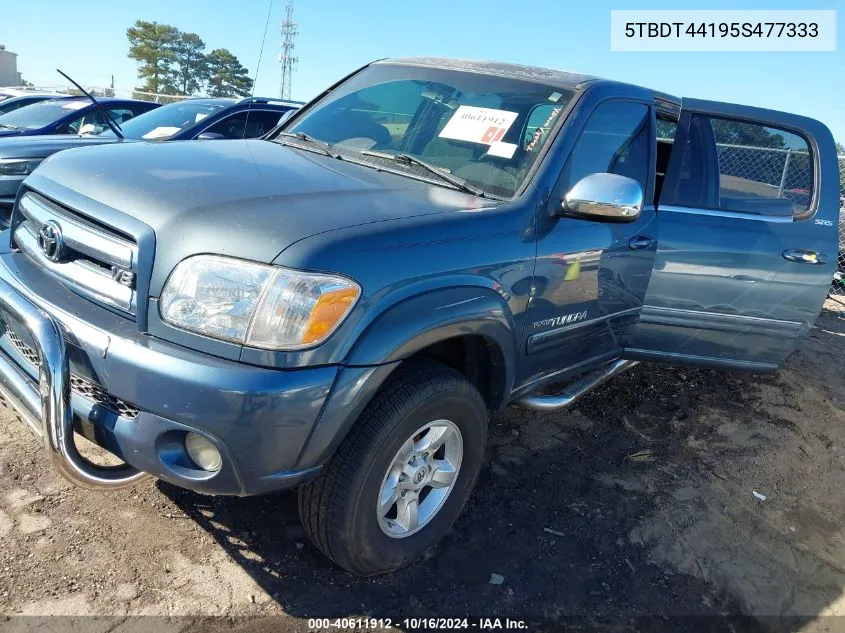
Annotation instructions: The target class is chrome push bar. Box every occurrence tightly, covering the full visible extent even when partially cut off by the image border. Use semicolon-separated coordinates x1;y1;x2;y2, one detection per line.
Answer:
0;276;146;490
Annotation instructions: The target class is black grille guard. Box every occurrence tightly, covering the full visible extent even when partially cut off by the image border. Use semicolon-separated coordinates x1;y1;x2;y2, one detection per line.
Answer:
0;275;145;490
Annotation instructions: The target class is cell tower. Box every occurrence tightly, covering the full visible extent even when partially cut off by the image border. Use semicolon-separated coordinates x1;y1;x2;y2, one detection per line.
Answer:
279;1;298;100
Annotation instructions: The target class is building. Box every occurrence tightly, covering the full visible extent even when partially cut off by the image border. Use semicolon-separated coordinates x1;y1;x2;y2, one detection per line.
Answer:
0;45;22;87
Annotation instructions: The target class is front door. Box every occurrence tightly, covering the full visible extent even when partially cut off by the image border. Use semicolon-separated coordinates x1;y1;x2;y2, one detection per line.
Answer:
517;94;658;392
626;99;839;371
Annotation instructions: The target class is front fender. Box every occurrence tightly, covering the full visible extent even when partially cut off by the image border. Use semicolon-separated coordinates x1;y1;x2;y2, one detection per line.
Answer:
294;287;518;469
346;286;517;373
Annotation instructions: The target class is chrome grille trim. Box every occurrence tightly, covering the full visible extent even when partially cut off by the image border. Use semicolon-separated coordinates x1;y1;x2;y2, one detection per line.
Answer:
14;192;138;315
16;224;133;311
3;321;140;420
18;194;135;269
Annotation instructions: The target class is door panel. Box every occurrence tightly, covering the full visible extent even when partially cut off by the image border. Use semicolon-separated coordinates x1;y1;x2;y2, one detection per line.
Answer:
517;98;657;391
626;98;839;370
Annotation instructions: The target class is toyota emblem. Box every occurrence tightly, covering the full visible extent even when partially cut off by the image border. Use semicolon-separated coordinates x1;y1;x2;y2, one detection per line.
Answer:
37;221;64;262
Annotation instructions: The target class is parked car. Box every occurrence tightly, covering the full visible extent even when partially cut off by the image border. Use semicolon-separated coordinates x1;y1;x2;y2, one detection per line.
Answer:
0;96;158;138
0;97;300;222
0;58;838;576
0;93;71;117
101;96;302;141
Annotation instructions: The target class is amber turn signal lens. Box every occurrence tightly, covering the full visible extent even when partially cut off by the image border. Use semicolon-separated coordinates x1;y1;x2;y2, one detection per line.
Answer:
302;287;360;344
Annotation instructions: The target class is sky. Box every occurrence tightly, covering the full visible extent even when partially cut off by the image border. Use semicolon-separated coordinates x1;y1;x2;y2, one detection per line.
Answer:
3;0;843;142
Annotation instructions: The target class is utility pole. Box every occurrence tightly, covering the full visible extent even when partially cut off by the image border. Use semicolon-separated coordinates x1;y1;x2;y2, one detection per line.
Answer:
279;1;298;100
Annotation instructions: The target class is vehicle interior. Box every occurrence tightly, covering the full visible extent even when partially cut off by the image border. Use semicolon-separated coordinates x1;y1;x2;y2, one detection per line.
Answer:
657;111;810;218
201;109;284;139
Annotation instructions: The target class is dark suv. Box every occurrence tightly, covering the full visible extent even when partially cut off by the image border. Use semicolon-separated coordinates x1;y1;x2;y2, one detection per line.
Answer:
0;58;838;576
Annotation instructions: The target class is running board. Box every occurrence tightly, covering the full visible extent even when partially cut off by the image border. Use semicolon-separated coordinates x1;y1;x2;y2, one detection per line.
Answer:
516;359;638;412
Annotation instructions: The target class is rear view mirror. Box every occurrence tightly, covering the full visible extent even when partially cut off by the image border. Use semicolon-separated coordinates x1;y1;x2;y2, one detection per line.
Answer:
560;173;643;222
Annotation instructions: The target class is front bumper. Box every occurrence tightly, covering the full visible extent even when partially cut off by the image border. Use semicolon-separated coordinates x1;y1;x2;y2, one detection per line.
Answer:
0;251;339;495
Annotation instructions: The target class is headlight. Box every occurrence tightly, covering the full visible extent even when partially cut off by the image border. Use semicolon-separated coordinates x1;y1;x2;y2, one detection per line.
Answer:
0;158;43;176
159;255;361;350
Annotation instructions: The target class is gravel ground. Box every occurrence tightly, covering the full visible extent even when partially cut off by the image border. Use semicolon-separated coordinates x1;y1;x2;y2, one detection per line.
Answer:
0;301;843;632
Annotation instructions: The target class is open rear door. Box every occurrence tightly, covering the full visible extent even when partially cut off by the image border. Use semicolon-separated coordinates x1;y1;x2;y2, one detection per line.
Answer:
625;98;839;372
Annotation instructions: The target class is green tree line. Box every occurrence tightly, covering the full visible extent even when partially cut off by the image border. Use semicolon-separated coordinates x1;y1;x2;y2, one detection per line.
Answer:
127;20;253;98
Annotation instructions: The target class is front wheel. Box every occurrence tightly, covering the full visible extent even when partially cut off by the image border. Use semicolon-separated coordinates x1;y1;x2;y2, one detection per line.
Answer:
298;361;488;575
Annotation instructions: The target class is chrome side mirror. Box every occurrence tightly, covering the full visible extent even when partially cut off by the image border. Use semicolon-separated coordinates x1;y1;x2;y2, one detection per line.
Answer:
560;173;644;222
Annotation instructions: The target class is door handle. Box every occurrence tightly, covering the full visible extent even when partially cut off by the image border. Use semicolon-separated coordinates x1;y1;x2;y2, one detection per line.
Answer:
628;235;654;250
782;249;829;265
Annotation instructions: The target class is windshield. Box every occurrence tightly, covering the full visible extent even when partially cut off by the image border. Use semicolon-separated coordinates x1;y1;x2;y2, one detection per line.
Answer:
106;101;229;140
0;99;87;129
278;63;574;198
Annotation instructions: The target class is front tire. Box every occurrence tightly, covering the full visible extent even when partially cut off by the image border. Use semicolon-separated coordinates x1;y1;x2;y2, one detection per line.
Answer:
298;361;488;575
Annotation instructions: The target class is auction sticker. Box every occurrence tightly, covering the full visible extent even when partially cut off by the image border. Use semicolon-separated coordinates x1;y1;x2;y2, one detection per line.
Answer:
142;126;181;139
439;105;518;145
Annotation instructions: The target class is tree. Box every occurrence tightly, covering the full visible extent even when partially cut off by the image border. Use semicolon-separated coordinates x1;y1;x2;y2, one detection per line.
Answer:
835;141;845;156
711;119;786;149
205;48;253;97
127;20;180;95
173;32;208;95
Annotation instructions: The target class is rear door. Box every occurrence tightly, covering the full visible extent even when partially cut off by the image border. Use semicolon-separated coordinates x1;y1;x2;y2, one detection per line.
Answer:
626;99;839;371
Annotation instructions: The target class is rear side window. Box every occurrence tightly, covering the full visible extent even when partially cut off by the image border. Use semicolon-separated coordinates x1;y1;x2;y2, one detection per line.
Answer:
560;101;650;194
662;115;814;219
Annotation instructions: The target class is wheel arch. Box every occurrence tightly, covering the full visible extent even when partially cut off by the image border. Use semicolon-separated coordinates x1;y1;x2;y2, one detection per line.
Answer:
294;286;517;469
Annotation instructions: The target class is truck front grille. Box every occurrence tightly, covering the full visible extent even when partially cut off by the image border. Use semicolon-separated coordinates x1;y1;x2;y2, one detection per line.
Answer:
69;374;141;420
3;321;140;420
4;323;40;366
13;192;138;316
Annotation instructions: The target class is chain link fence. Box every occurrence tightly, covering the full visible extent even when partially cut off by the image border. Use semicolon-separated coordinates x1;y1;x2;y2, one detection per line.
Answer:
11;85;192;104
715;143;845;299
838;155;845;299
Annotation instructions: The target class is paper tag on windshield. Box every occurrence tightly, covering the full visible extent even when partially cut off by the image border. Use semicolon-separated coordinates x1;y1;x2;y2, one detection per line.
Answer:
438;105;518;145
487;141;517;159
142;126;181;140
62;102;87;110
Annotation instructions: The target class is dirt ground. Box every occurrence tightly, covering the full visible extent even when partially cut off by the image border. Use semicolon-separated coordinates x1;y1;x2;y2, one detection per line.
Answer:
0;300;843;632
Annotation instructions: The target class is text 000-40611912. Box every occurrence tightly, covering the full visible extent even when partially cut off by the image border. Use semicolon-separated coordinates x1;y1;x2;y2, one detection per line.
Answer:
610;10;836;52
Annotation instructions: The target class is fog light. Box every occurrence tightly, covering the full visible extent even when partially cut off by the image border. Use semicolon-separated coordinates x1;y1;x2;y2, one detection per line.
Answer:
184;432;222;472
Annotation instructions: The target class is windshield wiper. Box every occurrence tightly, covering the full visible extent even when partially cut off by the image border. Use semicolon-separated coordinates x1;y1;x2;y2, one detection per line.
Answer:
276;132;338;158
56;69;124;139
0;124;18;130
360;150;486;198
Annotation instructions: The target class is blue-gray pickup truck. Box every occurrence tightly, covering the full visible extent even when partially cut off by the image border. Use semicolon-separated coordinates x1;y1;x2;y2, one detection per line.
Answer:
0;58;837;575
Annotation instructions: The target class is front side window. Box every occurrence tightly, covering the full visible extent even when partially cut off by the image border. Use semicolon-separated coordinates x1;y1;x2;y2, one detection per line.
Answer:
278;63;574;198
663;115;814;218
559;100;650;194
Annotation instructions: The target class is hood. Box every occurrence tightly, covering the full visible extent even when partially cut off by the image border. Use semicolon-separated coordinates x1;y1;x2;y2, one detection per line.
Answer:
24;139;493;290
0;134;123;159
0;128;25;138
